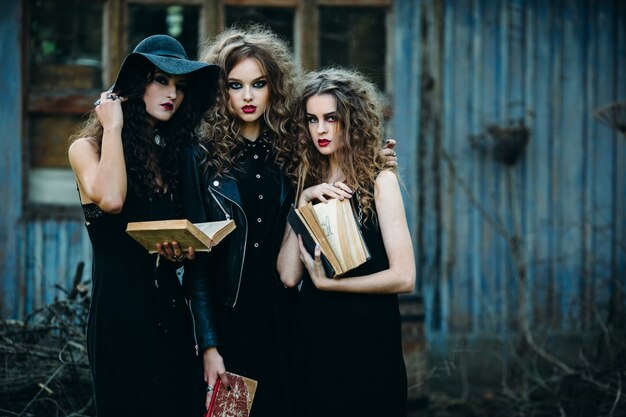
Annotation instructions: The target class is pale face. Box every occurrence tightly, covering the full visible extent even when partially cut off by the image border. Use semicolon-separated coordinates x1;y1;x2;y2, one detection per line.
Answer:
226;57;269;129
143;70;188;126
306;93;342;156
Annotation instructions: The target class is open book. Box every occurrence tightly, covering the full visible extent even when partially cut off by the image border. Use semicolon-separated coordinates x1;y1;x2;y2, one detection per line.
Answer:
205;372;258;417
287;198;370;278
126;219;235;253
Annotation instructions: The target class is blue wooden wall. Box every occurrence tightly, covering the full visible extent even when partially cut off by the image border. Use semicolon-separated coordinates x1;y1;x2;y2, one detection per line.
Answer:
0;0;24;319
16;219;92;316
393;0;625;350
2;0;625;344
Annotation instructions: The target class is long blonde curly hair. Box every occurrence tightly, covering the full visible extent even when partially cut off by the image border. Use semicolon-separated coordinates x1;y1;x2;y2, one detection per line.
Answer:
196;24;300;178
295;67;393;222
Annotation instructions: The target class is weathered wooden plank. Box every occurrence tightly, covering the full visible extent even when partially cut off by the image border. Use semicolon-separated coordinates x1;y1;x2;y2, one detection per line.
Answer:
586;0;615;329
469;0;483;333
505;0;526;332
317;0;390;5
557;0;585;329
27;94;96;115
522;0;537;329
410;0;444;337
451;0;472;332
440;0;457;338
528;0;552;328
225;0;297;5
390;0;420;278
478;0;503;333
0;0;23;318
613;0;626;318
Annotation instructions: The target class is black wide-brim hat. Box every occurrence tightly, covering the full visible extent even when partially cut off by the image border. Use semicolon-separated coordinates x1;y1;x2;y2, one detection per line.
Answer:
112;34;219;112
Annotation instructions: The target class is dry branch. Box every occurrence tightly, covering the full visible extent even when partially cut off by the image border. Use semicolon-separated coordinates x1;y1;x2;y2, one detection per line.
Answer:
0;263;94;417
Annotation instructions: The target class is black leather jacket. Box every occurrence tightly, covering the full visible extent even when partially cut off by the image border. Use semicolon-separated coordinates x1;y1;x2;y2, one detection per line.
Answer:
180;144;294;351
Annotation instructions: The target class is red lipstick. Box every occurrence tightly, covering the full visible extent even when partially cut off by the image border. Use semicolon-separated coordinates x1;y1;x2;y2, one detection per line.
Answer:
161;103;173;111
318;139;331;147
242;105;257;114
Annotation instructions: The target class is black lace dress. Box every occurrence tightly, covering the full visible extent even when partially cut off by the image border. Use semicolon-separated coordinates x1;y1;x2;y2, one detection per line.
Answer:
296;210;408;417
82;191;204;417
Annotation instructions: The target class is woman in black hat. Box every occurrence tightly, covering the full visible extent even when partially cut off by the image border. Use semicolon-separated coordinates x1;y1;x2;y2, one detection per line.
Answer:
68;34;218;417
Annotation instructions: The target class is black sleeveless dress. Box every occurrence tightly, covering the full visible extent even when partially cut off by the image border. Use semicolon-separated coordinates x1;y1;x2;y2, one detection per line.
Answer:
82;191;204;417
296;210;408;417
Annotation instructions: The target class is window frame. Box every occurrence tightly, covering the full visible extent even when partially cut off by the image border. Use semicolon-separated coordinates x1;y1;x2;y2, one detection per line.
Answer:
23;0;392;217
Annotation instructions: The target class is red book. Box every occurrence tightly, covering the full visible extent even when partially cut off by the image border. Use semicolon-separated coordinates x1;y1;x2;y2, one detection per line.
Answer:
205;372;258;417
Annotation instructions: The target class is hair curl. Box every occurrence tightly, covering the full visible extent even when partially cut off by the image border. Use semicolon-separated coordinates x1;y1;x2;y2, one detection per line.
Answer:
69;66;206;203
196;24;300;179
294;67;393;221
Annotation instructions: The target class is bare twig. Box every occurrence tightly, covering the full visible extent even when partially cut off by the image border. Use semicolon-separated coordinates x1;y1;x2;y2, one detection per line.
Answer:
608;374;622;417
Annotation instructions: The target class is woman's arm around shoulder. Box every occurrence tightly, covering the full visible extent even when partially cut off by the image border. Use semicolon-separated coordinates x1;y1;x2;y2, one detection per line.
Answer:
298;169;416;294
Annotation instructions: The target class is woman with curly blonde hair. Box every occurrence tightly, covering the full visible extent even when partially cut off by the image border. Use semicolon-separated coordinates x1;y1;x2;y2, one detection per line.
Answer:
195;24;299;178
277;67;415;417
164;25;300;417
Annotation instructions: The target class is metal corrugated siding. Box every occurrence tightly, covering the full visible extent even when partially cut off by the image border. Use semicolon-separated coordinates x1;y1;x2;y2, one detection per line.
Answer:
393;0;625;344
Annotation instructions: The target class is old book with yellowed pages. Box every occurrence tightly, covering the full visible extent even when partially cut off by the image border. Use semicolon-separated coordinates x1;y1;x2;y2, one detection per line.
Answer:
287;198;370;278
126;219;235;253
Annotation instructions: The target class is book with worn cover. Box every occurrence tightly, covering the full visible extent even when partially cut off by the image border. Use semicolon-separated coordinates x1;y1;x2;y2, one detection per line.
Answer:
287;198;370;278
126;219;235;253
205;372;258;417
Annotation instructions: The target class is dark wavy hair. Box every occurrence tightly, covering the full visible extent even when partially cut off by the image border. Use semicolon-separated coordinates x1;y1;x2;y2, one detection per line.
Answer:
294;67;394;221
196;24;300;179
69;65;206;201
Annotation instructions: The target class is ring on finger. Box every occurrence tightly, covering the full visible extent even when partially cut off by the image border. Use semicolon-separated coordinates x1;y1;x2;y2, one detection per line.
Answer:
93;99;101;106
206;385;213;393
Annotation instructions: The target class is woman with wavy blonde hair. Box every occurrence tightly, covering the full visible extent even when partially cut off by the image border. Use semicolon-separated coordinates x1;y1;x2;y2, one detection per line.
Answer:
164;25;300;417
196;25;299;177
277;67;415;417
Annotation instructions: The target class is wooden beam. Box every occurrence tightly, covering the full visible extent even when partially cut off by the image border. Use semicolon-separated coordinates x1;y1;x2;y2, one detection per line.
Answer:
296;0;318;71
128;0;206;4
317;0;390;5
28;94;96;115
200;0;223;42
105;0;124;87
225;0;297;5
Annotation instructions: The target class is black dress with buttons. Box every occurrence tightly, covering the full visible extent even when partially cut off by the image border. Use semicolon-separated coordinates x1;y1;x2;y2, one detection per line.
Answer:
215;134;295;417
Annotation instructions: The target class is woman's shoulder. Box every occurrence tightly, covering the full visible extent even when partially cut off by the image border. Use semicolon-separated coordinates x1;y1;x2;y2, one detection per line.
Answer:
374;169;399;186
68;137;99;158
